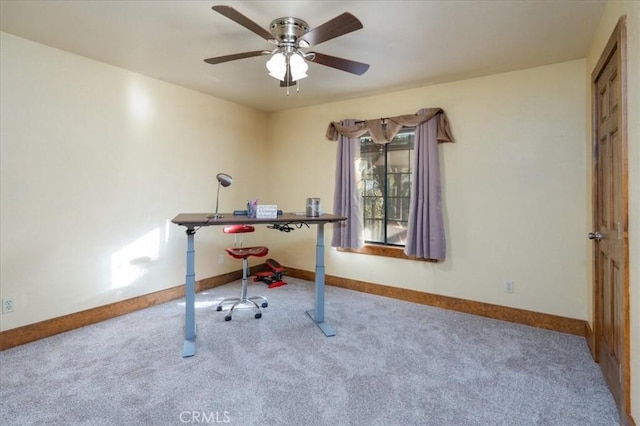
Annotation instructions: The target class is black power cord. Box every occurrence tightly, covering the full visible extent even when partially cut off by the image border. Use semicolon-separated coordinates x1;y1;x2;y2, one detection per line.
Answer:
267;221;310;232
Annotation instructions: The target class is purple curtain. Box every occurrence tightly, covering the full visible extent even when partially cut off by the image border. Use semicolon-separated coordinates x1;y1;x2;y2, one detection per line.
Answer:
331;119;364;249
404;112;446;259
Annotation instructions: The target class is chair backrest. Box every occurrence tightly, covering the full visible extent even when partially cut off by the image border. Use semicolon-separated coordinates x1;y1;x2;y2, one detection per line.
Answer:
223;225;255;248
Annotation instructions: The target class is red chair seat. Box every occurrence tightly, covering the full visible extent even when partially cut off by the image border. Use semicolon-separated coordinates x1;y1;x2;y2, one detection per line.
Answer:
226;246;269;260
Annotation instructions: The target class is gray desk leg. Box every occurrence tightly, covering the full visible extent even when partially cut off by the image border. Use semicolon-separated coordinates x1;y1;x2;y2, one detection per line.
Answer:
183;228;197;357
305;223;335;336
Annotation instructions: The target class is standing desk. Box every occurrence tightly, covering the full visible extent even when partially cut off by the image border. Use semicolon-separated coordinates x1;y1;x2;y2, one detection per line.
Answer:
172;213;347;357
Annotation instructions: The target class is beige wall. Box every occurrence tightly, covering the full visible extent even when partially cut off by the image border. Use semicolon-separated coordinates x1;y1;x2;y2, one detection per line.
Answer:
266;59;589;320
586;0;639;419
0;33;269;331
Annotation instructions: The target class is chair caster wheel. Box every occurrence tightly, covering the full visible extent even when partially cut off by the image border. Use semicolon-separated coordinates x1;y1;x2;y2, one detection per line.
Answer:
224;316;232;321
261;302;268;308
216;306;222;311
255;313;262;319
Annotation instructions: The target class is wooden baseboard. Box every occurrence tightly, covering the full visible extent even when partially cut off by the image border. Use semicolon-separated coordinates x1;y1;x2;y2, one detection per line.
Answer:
285;267;588;337
0;270;244;351
1;264;588;351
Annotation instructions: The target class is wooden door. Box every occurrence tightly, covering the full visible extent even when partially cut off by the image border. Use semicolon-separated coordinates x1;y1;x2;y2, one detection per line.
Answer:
591;16;629;423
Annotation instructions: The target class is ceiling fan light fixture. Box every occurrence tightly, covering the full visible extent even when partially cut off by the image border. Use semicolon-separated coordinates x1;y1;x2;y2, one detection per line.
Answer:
289;53;308;81
266;51;308;83
266;52;287;80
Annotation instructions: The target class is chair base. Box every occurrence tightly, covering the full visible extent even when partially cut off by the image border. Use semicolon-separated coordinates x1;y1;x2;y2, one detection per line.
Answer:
216;296;268;321
217;255;268;321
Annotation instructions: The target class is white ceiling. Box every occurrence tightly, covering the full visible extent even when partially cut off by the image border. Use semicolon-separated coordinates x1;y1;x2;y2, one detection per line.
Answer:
1;0;607;113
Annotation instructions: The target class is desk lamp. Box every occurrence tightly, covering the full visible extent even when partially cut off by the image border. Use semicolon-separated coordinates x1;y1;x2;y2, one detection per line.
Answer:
212;173;232;219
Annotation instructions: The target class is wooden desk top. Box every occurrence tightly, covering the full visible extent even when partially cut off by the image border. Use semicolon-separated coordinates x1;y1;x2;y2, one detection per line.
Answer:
172;212;347;227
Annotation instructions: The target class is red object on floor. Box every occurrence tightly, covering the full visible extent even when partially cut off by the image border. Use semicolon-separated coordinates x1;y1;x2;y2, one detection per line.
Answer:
254;258;287;288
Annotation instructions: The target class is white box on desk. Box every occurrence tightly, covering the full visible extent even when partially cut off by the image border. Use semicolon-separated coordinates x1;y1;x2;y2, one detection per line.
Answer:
256;205;278;219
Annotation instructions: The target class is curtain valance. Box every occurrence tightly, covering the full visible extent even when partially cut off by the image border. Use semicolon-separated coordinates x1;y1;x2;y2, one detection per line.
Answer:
325;108;455;144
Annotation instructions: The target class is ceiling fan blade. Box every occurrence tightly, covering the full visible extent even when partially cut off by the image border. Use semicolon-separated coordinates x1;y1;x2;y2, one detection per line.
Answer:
212;5;273;41
204;50;266;65
299;12;363;47
309;52;369;75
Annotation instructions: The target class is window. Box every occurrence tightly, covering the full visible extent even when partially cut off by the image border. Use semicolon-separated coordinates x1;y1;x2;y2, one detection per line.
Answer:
360;128;414;246
331;109;452;260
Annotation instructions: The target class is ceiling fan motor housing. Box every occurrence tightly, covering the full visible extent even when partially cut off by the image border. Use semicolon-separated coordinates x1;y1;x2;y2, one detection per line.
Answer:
269;17;309;47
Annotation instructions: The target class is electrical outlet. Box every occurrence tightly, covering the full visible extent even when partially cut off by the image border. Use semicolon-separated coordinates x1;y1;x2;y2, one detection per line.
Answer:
218;254;225;265
2;297;15;314
504;280;514;294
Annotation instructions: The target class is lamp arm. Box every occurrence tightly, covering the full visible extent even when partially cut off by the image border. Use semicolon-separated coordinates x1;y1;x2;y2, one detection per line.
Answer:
215;182;221;215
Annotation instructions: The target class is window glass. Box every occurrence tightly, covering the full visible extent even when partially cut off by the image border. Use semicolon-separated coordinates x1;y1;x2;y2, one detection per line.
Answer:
360;128;414;246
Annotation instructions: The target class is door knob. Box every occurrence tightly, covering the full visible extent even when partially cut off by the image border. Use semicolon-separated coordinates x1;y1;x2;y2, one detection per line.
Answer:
588;232;603;241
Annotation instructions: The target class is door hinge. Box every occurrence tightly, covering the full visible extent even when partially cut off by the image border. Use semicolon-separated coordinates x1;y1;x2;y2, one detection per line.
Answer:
617;222;623;240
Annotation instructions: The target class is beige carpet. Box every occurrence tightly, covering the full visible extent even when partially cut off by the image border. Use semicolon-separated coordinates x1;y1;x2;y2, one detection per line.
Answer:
0;278;619;425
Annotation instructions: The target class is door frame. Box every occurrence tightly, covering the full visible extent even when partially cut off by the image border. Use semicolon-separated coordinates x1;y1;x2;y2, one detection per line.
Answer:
590;15;630;423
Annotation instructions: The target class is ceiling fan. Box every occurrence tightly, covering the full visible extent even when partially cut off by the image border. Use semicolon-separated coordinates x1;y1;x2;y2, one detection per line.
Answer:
204;5;370;88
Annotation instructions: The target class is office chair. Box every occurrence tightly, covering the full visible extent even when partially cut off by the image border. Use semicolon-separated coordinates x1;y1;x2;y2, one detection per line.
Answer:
216;225;269;321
